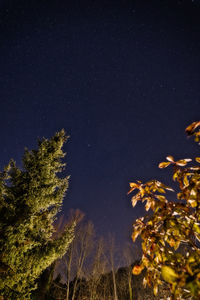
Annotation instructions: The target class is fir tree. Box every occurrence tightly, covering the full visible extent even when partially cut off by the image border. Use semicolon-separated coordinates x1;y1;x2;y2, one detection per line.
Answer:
0;130;75;299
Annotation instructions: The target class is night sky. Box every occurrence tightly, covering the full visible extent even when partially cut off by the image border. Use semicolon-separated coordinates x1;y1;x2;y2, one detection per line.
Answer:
1;0;200;248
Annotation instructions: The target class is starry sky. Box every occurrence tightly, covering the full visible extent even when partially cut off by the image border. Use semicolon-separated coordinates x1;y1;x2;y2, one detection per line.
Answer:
0;0;200;249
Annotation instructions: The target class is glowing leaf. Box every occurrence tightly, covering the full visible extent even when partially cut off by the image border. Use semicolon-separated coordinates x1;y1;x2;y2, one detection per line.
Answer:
153;284;158;296
193;223;200;234
132;264;144;275
186;264;193;276
188;199;197;208
165;186;174;192
143;277;147;287
145;201;151;211
183;175;189;187
189;166;200;170
176;160;189;166
129;121;200;299
168;239;175;248
173;172;178;181
156;195;166;202
158;188;166;193
132;230;140;242
127;182;140;194
185;121;200;136
139;187;145;197
158;162;171;168
190;189;196;196
166;155;174;162
142;255;149;267
129;182;139;188
131;195;138;207
161;266;178;283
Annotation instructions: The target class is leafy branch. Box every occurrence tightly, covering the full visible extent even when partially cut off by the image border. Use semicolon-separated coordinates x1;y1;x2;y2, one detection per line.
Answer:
129;121;200;300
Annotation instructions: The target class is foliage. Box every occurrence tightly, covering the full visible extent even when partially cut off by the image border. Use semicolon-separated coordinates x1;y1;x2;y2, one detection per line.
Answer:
129;121;200;300
0;130;75;299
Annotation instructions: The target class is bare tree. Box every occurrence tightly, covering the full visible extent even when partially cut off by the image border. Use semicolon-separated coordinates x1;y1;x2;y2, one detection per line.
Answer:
60;219;94;300
122;243;138;300
107;235;119;300
87;237;108;300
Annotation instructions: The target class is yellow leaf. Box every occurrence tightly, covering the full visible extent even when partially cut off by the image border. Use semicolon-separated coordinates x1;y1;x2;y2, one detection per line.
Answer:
168;239;175;248
151;200;155;210
190;189;196;197
174;240;180;251
177;192;183;200
185;121;200;136
195;157;200;163
131;195;138;208
153;284;158;296
188;199;197;208
129;182;139;188
190;166;200;170
158;188;166;193
193;223;200;234
156;195;166;202
161;266;178;283
132;230;140;242
186;264;193;276
183;175;189;187
187;256;195;263
165;186;174;192
158;162;171;168
143;277;147;287
127;182;139;194
142;255;149;267
139;187;145;197
166;155;174;162
173;172;178;181
176;159;188;166
145;201;151;211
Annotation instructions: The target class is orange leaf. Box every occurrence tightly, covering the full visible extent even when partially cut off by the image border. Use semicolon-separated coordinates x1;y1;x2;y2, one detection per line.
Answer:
166;155;174;162
132;230;140;242
145;201;151;211
158;162;171;168
176;159;190;166
132;265;144;275
131;195;139;207
185;121;200;136
129;182;139;188
156;195;166;202
188;199;197;208
127;182;139;194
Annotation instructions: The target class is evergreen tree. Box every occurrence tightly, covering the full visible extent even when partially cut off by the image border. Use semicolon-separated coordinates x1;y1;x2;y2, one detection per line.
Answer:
0;130;75;299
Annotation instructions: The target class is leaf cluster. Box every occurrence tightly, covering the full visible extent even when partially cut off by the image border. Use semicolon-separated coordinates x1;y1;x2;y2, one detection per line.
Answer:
129;121;200;299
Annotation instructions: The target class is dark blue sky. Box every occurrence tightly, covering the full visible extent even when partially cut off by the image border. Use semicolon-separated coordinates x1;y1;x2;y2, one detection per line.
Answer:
1;0;200;248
